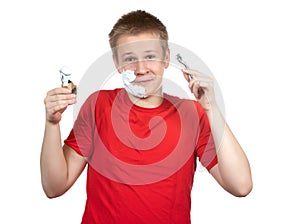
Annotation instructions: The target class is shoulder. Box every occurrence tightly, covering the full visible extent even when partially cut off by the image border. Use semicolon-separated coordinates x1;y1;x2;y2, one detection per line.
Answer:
83;88;123;104
78;88;123;114
88;88;122;99
164;93;205;114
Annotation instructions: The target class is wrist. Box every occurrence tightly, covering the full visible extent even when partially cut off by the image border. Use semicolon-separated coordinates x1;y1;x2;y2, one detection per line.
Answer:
45;119;60;127
205;101;222;122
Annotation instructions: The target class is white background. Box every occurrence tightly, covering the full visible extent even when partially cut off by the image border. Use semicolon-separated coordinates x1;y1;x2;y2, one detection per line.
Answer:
1;0;299;223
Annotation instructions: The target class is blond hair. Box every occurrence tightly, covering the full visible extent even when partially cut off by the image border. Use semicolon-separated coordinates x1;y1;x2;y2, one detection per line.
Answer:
109;10;169;49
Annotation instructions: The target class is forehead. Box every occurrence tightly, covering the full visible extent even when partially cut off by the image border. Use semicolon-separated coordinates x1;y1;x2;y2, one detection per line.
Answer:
117;32;160;46
115;33;164;55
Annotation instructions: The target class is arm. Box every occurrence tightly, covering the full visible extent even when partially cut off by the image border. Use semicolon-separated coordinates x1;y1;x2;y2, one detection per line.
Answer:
207;107;252;197
183;69;252;197
40;88;87;198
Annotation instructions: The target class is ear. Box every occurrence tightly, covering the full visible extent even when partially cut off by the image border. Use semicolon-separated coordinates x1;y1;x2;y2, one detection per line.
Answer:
113;54;122;73
164;48;170;69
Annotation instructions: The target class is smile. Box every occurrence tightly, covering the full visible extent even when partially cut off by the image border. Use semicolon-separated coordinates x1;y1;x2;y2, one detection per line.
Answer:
134;77;155;85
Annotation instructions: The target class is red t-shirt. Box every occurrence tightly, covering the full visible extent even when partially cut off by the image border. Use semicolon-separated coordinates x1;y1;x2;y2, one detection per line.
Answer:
65;88;217;224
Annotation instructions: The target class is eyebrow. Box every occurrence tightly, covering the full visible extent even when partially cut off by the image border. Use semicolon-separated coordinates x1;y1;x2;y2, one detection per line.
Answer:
121;52;134;56
144;50;158;53
120;49;159;58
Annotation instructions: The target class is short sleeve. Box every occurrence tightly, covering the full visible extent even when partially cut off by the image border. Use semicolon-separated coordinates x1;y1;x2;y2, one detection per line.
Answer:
194;103;218;171
64;91;98;157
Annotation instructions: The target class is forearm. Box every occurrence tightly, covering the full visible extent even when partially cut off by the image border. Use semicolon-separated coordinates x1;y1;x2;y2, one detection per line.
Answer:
40;121;68;198
182;68;252;195
207;104;252;196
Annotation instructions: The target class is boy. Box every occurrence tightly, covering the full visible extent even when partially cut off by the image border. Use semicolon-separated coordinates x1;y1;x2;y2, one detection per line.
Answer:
41;10;252;224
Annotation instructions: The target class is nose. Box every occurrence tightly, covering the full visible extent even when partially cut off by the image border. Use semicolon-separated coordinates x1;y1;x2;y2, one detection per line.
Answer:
135;60;149;76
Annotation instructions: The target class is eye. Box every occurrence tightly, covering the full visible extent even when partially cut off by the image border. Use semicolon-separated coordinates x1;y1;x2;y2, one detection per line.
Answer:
145;54;156;60
124;56;137;63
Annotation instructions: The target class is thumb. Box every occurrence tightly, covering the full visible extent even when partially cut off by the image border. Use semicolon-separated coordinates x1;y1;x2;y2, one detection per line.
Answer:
181;69;190;82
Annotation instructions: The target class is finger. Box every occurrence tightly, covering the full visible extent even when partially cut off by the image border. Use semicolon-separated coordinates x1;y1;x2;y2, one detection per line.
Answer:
189;79;207;99
45;95;76;113
45;88;73;105
181;69;191;82
46;97;77;115
193;83;206;99
46;93;76;104
47;87;72;97
198;87;205;99
188;79;198;93
183;69;214;85
46;96;76;109
183;68;204;77
47;103;68;116
189;76;213;89
189;80;200;98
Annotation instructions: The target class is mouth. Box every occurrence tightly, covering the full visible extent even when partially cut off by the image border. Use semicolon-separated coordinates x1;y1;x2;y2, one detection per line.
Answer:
134;77;155;85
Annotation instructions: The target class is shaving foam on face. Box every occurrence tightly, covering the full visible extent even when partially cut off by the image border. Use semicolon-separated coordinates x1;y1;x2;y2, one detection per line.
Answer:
122;70;136;82
122;69;147;98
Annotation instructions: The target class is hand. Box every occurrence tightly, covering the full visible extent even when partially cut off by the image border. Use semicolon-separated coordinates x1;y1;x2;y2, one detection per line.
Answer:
44;87;76;124
182;69;216;111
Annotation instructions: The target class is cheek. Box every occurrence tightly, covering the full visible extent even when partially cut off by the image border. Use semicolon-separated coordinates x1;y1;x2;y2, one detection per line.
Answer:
152;62;166;76
123;64;137;71
153;76;163;87
156;68;165;78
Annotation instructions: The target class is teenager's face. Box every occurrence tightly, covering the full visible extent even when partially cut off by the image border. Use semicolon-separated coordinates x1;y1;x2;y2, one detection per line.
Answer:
114;32;170;98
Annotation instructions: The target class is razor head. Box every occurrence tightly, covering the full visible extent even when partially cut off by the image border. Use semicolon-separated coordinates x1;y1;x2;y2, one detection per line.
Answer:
176;53;189;69
176;53;193;79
